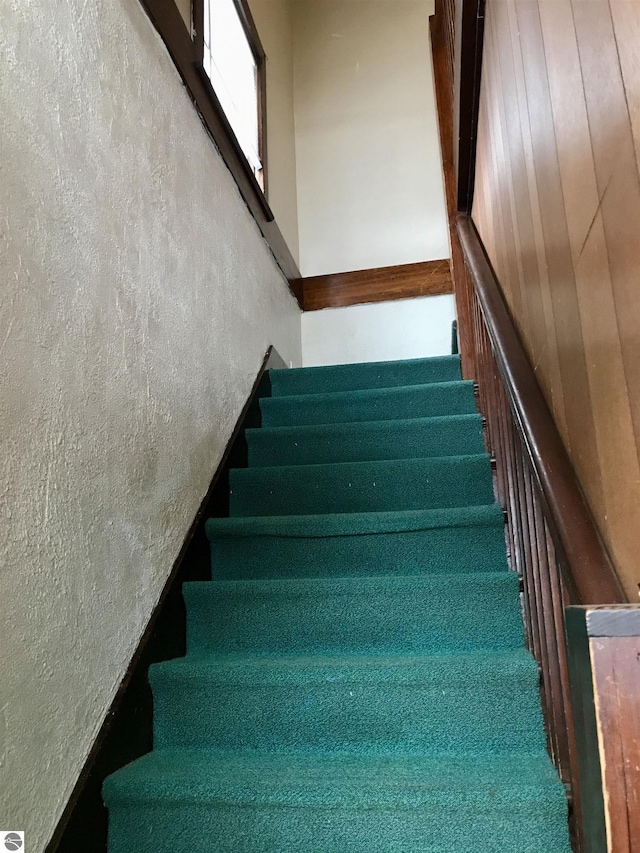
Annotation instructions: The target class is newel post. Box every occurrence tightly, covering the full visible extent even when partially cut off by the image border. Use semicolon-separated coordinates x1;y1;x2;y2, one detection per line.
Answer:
565;606;640;853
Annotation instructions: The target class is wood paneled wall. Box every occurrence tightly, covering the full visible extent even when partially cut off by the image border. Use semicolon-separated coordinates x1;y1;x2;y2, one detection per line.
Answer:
472;0;640;600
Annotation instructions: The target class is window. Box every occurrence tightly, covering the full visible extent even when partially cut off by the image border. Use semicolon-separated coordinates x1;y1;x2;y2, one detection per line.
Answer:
200;0;266;190
132;0;300;283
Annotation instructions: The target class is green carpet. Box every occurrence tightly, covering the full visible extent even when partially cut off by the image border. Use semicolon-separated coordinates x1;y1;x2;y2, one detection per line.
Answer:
269;354;463;396
260;380;477;427
104;354;571;852
229;454;494;516
247;414;485;467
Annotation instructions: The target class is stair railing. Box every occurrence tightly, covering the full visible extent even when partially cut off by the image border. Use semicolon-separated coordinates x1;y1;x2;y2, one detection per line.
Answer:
430;2;639;851
456;213;627;850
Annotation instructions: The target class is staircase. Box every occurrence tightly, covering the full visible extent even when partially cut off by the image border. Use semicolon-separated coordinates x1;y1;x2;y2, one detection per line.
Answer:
103;355;571;852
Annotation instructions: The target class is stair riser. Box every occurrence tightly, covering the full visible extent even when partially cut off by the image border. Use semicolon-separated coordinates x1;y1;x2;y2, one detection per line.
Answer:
230;456;494;517
184;577;523;656
150;675;545;754
260;383;477;428
209;523;509;579
247;416;485;467
107;801;571;853
270;355;463;397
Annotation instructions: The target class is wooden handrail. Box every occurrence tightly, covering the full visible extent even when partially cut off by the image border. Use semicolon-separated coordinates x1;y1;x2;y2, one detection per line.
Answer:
457;214;625;607
432;2;635;847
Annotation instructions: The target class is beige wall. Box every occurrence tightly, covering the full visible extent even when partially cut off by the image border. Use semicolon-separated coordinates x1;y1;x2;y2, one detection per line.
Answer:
0;0;301;848
302;294;456;366
219;0;450;277
249;0;300;264
292;0;449;276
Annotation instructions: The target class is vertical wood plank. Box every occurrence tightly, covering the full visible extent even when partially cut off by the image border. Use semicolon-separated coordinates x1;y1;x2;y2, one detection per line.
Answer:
537;0;599;266
492;0;549;388
505;0;570;445
514;0;605;523
571;0;640;464
609;0;640;173
572;214;640;597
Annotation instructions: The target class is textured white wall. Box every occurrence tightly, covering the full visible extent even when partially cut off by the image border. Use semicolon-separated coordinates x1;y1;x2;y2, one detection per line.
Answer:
248;0;300;264
0;0;301;849
292;0;449;276
302;295;456;366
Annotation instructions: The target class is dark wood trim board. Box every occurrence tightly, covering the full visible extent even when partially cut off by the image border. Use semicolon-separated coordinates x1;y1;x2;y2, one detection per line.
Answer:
455;0;486;213
299;259;453;311
45;346;286;853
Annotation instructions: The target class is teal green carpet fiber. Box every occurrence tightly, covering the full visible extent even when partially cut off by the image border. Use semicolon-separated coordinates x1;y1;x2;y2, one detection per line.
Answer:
103;354;571;852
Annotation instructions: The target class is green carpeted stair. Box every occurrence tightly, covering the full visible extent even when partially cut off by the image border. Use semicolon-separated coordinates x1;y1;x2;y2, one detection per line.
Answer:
103;354;571;852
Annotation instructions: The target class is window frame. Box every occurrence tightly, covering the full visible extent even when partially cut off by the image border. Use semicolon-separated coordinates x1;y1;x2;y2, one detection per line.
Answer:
194;0;269;197
135;0;302;299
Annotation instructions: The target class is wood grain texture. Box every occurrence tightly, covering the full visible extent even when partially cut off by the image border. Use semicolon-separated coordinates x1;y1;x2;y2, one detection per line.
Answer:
566;605;640;852
430;8;475;378
591;634;640;852
300;260;453;311
472;0;640;600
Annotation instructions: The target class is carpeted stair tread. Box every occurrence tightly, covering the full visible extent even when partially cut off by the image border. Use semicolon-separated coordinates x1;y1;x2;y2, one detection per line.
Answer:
150;648;538;688
260;380;477;427
184;572;523;656
207;503;505;539
247;413;485;466
206;505;510;579
269;355;462;397
104;749;564;808
104;752;570;853
149;650;546;755
229;454;494;516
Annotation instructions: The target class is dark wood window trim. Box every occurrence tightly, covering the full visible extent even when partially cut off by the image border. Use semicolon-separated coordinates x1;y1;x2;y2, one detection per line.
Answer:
454;0;485;213
138;0;302;300
193;0;268;197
